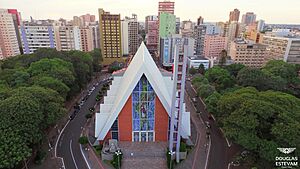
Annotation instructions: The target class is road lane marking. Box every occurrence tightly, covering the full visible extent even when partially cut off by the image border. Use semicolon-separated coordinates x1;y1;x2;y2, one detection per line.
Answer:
55;120;70;169
70;139;79;169
204;136;212;169
55;120;70;157
79;144;92;169
220;128;231;147
227;162;232;169
192;132;201;169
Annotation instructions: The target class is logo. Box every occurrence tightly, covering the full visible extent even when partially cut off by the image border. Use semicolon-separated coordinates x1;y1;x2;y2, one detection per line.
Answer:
275;148;298;168
278;148;297;154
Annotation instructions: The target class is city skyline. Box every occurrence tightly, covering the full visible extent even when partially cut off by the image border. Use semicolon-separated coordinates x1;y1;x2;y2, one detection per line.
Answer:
2;0;300;24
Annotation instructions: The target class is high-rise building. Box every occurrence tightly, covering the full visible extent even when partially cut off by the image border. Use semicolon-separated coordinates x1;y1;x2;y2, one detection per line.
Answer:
217;22;229;37
121;14;139;55
0;9;21;59
54;26;81;51
248;30;264;43
194;25;206;56
204;34;227;59
257;20;265;32
175;17;180;34
181;20;194;38
229;9;240;22
262;35;300;64
204;23;222;35
98;8;123;65
159;12;176;38
197;16;204;25
80;14;96;26
145;16;151;34
158;0;175;15
121;20;129;56
90;24;100;49
241;12;256;26
80;27;94;52
73;16;82;27
160;34;194;67
145;16;159;55
229;39;267;68
7;9;23;54
20;21;56;54
226;21;239;50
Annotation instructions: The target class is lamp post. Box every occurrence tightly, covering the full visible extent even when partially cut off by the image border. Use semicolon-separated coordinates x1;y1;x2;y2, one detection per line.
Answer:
115;150;122;169
168;150;175;169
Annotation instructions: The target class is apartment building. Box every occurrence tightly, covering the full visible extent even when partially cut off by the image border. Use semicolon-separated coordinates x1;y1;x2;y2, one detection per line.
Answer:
0;9;20;59
262;35;300;64
230;39;267;67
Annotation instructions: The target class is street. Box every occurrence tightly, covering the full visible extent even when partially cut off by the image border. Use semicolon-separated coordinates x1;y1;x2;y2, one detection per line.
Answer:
185;80;241;169
56;74;110;169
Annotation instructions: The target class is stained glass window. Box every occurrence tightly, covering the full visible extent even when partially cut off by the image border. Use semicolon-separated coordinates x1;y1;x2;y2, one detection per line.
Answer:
132;75;155;141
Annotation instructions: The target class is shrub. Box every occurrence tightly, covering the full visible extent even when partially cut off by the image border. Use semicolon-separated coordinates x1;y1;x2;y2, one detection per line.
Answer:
34;149;47;165
180;142;187;152
93;145;103;155
111;152;123;169
166;150;175;169
78;136;89;145
85;113;93;119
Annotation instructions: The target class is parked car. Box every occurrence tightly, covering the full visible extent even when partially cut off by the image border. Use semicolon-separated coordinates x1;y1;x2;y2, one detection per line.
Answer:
205;121;211;129
241;150;250;158
69;112;76;121
192;97;197;103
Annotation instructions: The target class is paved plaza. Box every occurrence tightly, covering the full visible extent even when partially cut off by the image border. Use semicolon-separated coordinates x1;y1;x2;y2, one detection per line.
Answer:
119;142;168;169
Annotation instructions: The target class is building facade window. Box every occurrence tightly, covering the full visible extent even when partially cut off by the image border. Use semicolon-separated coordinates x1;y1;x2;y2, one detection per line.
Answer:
111;118;118;140
132;75;155;142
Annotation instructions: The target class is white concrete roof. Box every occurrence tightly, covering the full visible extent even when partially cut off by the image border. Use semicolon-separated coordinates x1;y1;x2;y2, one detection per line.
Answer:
95;42;190;140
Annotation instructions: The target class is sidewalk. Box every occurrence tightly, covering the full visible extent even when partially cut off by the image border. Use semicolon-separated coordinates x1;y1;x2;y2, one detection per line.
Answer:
81;101;114;169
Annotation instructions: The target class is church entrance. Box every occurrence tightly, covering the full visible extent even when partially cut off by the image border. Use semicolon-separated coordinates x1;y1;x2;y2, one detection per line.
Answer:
133;131;154;142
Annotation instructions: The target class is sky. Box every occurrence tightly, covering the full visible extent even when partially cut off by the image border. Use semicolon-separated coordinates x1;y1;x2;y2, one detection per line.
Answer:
2;0;300;24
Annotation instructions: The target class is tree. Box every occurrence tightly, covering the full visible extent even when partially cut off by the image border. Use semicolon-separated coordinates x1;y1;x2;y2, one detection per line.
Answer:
32;76;70;99
224;64;245;78
0;128;31;169
192;75;209;85
0;94;43;144
90;48;103;72
189;67;197;75
108;65;122;73
12;70;30;87
217;87;300;163
0;81;10;101
205;66;234;91
0;69;17;86
237;67;286;91
197;84;216;99
27;58;75;87
198;64;205;75
262;60;298;83
12;86;66;127
262;60;300;97
67;51;93;89
204;92;221;115
219;50;227;67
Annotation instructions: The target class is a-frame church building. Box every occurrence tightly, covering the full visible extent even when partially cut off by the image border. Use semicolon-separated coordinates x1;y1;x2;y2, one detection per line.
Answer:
95;43;190;143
